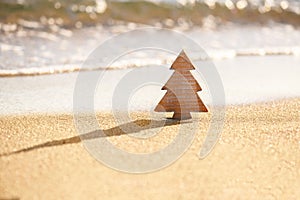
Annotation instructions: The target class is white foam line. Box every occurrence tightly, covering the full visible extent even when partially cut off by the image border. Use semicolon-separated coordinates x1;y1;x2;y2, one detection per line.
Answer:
1;46;299;77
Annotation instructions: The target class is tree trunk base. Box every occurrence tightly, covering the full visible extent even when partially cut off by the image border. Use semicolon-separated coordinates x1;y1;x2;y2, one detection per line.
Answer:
172;112;192;120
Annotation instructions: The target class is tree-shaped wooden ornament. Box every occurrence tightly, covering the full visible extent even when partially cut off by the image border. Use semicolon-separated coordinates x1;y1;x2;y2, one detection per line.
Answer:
154;50;208;120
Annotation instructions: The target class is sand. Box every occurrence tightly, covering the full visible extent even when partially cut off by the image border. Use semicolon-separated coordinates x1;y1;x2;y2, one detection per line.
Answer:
0;98;300;199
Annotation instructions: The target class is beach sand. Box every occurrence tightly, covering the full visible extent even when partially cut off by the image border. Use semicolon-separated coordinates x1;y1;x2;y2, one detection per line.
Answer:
0;98;300;199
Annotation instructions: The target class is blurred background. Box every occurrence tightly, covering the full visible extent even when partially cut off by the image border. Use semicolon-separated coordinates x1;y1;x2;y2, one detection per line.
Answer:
0;0;299;114
0;0;299;76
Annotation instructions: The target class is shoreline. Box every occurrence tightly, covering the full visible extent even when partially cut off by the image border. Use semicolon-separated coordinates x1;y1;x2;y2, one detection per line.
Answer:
1;98;299;199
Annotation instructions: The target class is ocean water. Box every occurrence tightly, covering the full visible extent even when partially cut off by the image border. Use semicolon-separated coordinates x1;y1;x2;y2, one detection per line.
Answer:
0;0;300;114
0;0;299;76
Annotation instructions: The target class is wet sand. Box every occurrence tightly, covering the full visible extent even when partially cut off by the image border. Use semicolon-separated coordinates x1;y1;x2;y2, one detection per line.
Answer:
0;98;300;199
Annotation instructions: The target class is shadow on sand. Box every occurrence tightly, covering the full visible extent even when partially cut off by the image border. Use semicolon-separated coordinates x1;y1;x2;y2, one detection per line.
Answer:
1;119;191;157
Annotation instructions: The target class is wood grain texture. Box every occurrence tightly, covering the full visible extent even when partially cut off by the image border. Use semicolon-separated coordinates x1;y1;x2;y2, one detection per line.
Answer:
155;50;208;120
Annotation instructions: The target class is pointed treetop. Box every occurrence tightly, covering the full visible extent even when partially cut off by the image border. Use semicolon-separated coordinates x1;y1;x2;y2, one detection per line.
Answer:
178;50;189;60
170;50;195;70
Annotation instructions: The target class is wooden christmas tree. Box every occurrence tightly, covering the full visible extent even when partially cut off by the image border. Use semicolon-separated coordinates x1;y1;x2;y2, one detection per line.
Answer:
154;50;208;120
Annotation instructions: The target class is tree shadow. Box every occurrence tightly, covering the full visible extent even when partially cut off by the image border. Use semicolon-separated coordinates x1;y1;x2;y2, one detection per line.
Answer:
0;119;191;157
